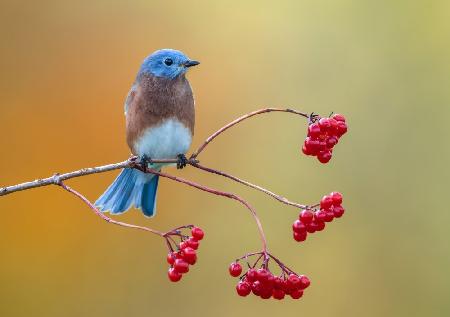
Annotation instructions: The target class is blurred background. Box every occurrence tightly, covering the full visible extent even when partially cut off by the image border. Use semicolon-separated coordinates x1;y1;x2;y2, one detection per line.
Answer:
1;0;449;316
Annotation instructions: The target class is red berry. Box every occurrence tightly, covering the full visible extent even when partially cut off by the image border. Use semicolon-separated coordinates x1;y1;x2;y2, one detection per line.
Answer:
332;113;346;122
179;241;189;250
324;210;334;222
236;282;251;296
168;268;182;282
229;262;242;277
181;247;197;265
331;191;343;205
306;221;318;233
320;195;333;209
318;140;327;151
316;221;325;231
186;237;200;250
318;117;331;130
290;289;304;299
260;288;272;299
302;144;312;155
308;123;321;138
257;268;270;282
265;273;275;288
246;268;258;282
336;121;348;136
299;275;310;289
328;118;338;133
292;220;306;233
315;211;327;222
317;150;332;163
305;137;320;151
326;136;338;148
173;259;189;273
251;281;262;296
281;279;291;294
293;231;307;242
333;205;345;218
167;252;176;265
272;288;285;300
287;274;301;289
299;209;314;224
191;227;204;240
273;276;284;289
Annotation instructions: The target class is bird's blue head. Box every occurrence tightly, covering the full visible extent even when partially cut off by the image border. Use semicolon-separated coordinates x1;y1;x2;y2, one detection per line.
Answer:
139;49;200;79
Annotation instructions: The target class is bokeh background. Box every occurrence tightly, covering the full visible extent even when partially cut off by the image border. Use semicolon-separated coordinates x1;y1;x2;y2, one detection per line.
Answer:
1;1;449;316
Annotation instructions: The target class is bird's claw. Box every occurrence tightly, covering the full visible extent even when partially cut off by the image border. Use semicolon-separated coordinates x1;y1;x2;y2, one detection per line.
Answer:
139;155;152;170
177;154;188;169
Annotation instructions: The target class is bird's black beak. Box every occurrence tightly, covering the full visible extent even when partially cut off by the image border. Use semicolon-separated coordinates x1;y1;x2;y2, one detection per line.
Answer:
184;60;200;68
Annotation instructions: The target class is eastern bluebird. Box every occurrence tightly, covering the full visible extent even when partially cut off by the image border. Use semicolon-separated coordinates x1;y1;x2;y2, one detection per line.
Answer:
95;49;199;217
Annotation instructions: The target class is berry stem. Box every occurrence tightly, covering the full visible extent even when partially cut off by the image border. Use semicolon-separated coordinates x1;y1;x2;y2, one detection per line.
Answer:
236;251;264;262
267;253;296;275
165;238;175;252
163;224;194;237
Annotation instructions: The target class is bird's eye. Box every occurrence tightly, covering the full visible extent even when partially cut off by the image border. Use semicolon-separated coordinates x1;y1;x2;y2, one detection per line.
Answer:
164;58;173;66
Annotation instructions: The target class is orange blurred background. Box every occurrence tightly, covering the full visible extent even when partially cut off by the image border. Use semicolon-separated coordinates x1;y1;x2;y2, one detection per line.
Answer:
1;1;449;316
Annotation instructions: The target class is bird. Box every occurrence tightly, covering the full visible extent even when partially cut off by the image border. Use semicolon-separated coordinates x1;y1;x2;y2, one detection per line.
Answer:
95;49;199;217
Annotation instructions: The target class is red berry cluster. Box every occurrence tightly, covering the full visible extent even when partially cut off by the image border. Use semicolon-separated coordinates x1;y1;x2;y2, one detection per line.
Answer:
302;113;348;163
167;226;204;282
292;192;344;242
229;254;310;300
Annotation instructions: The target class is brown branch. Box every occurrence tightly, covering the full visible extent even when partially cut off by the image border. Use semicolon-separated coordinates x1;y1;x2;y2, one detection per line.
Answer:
58;181;165;236
0;160;131;196
190;107;308;159
0;157;199;196
191;162;308;209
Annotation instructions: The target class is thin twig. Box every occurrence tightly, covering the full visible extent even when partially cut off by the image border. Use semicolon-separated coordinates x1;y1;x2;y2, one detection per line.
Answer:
191;108;308;158
191;162;307;209
58;181;165;237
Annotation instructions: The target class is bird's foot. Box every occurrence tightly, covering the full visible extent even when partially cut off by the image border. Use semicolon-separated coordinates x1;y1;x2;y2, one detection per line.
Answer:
139;155;152;171
177;154;188;169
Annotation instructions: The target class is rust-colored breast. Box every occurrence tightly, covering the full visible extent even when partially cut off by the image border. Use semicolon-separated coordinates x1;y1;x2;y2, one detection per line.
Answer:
125;73;195;155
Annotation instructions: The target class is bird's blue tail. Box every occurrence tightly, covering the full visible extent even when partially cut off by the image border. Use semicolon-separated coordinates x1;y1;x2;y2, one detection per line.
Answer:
95;168;159;217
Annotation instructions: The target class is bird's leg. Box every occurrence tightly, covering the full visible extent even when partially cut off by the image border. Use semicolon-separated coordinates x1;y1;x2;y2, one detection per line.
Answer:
177;154;188;169
139;154;152;171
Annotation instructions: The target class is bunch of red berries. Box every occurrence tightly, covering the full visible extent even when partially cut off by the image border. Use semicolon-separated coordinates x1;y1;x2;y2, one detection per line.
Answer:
166;226;204;282
302;113;348;163
229;254;310;300
293;192;344;242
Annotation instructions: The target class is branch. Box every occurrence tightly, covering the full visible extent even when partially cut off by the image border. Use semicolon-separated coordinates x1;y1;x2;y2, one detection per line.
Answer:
191;162;308;209
191;107;308;158
0;158;184;196
59;180;165;237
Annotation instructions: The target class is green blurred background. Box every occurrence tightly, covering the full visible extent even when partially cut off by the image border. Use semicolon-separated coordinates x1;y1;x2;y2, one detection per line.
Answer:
1;0;449;316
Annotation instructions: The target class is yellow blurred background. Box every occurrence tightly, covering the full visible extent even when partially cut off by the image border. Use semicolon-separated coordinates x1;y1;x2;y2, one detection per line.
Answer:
1;0;449;316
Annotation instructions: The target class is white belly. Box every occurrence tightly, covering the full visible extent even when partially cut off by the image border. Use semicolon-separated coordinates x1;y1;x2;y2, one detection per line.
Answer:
134;118;192;160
